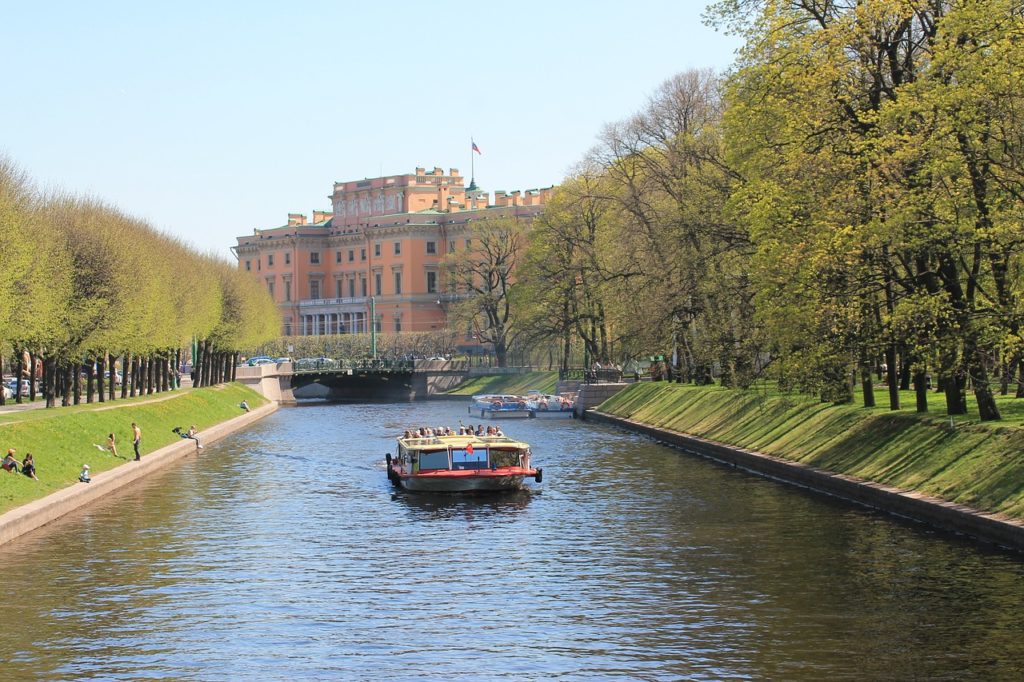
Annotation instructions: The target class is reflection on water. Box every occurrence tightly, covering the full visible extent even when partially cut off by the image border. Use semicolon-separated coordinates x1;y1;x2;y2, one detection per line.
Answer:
0;401;1022;680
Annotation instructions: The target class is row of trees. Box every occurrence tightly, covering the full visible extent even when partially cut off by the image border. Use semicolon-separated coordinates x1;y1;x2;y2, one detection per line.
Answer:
0;158;279;407
453;1;1024;420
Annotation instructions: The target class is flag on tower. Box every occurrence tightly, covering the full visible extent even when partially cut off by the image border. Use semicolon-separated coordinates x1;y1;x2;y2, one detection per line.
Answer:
472;140;482;155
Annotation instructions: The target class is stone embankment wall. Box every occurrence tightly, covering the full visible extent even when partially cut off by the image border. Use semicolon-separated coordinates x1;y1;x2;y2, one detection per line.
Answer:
574;383;630;418
587;409;1024;554
0;403;278;547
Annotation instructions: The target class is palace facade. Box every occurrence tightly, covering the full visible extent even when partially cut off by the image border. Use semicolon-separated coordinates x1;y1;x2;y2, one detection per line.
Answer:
233;166;552;337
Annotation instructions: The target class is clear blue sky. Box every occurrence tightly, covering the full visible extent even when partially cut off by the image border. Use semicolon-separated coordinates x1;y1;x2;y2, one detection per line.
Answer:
1;1;740;258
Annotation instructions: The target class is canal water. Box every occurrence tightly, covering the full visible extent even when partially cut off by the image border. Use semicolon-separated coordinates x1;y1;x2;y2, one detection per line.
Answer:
2;401;1023;680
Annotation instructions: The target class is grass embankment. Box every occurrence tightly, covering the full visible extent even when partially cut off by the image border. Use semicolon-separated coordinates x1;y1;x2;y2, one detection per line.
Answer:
0;383;266;514
599;382;1024;519
444;371;559;396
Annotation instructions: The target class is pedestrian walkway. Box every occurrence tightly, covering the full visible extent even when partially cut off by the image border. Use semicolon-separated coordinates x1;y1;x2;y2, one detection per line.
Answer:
0;377;194;417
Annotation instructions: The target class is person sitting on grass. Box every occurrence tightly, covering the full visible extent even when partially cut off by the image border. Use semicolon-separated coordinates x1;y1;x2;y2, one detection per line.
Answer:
79;464;91;483
186;425;203;450
21;453;38;480
2;449;19;474
240;400;251;413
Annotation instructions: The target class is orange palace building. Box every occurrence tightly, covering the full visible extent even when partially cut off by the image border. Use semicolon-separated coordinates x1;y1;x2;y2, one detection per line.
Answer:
233;166;552;337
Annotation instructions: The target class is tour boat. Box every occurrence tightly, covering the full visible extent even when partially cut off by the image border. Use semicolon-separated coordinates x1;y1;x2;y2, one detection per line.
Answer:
524;390;575;418
386;433;542;493
469;394;535;419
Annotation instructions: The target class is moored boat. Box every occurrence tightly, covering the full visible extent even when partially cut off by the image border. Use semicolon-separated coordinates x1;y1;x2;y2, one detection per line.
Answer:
386;433;542;493
524;390;575;418
469;394;535;419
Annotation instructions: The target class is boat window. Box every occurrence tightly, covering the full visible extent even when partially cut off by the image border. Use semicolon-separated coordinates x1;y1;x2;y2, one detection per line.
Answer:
418;450;450;471
451;448;488;470
490;449;520;468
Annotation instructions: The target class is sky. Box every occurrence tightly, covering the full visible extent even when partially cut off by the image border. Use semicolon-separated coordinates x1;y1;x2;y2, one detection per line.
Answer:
0;1;741;259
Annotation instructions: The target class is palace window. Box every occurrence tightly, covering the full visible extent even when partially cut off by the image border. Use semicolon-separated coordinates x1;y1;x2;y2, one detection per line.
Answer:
336;251;342;264
285;252;291;265
267;280;275;298
310;252;320;265
394;241;402;256
361;248;367;261
374;242;381;257
394;271;402;295
336;279;343;298
426;241;436;255
374;273;382;296
349;279;355;298
310;280;320;299
426;271;437;294
285;280;292;302
348;249;355;262
245;261;251;271
268;254;274;266
361;278;367;297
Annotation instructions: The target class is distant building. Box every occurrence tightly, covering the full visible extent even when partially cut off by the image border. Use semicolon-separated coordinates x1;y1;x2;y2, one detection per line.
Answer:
233;166;553;337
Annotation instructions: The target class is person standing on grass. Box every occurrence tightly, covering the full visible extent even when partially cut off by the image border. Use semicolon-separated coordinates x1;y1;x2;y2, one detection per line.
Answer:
132;422;142;461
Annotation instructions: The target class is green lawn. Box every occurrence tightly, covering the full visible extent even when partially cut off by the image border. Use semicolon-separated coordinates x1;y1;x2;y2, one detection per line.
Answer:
444;371;559;396
598;381;1024;520
0;383;266;514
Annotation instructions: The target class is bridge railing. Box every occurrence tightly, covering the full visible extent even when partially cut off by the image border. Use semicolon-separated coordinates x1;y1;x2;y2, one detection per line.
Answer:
559;368;624;384
293;358;415;373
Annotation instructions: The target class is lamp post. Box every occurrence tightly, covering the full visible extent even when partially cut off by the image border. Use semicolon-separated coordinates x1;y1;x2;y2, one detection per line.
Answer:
370;296;377;360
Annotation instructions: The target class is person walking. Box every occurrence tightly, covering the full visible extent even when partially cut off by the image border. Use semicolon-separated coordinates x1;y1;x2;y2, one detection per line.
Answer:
131;422;142;461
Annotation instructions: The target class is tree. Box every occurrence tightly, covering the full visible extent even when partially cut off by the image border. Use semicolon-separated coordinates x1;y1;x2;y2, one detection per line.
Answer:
444;217;527;367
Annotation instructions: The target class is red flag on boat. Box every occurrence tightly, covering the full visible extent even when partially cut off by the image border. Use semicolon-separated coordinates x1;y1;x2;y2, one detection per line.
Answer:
466;443;474;455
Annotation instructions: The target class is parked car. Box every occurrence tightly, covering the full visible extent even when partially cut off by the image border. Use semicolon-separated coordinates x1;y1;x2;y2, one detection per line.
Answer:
274;357;293;364
6;379;32;395
246;356;275;366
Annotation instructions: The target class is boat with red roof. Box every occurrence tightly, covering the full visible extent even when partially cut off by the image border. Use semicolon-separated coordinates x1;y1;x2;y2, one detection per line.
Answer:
386;432;542;493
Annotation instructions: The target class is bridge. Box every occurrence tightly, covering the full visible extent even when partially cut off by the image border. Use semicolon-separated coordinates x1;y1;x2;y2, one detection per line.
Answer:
235;359;471;403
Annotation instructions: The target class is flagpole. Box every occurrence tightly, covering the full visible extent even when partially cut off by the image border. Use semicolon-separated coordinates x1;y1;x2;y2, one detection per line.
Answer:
470;136;475;187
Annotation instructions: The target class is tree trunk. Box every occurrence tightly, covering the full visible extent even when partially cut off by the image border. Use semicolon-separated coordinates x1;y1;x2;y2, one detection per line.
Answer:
967;342;1001;421
861;360;875;408
122;353;131;399
898;356;911;391
0;352;4;406
63;364;73;407
1016;357;1024;399
944;368;968;415
885;344;900;411
195;340;205;388
14;351;23;404
97;354;106;403
30;351;39;403
231;352;239;382
130;356;138;398
914;369;929;413
42;355;54;408
86;358;95;403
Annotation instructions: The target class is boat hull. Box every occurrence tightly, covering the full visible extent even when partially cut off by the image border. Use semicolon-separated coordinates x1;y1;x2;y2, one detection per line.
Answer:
474;407;534;419
398;473;527;493
532;409;573;418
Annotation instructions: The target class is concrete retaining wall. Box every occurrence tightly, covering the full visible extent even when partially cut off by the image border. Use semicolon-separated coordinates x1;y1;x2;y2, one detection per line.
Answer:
588;409;1024;554
574;383;629;418
0;402;278;547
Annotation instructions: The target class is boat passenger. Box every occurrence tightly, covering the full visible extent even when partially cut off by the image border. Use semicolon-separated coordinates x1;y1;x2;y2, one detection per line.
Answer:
495;427;504;437
475;425;485;436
